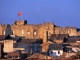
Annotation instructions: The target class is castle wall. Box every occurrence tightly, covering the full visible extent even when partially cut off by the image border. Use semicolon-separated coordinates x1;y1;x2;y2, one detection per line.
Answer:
67;27;77;36
11;24;44;39
0;20;78;42
54;26;77;36
77;32;80;36
43;22;54;42
0;24;3;35
11;22;55;43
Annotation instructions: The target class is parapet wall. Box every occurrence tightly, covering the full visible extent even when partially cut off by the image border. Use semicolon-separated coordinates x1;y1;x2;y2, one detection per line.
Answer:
54;26;77;36
14;20;27;25
0;20;79;42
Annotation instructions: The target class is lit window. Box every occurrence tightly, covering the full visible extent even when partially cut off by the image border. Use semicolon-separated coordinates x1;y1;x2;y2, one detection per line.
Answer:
3;31;5;35
68;30;69;33
21;30;24;35
34;31;36;35
12;31;14;34
27;31;30;35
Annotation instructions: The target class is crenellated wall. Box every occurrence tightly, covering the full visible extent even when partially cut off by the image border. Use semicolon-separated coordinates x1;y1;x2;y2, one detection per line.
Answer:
0;20;79;43
54;26;77;36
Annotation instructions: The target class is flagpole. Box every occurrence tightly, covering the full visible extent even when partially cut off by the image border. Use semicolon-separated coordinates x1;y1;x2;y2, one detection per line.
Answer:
18;10;23;20
21;10;22;20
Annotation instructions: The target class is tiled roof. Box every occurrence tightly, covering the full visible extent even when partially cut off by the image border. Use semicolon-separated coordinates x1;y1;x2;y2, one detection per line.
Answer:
27;53;52;59
50;34;69;38
7;50;21;57
65;38;79;43
54;37;64;40
49;34;68;41
19;38;43;44
49;43;63;50
3;35;12;39
19;38;36;44
3;35;21;43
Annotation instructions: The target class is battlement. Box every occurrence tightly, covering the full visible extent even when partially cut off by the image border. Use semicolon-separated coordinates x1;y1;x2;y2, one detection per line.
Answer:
44;22;54;25
14;20;27;25
0;20;79;40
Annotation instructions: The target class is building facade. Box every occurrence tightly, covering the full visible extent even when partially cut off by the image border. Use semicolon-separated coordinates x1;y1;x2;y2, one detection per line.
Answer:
0;20;79;42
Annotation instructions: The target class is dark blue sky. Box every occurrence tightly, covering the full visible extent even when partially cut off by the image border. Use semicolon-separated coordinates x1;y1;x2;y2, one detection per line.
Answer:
0;0;80;28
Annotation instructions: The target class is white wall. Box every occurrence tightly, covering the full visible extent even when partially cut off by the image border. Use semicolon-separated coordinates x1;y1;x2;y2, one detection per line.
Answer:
49;50;63;56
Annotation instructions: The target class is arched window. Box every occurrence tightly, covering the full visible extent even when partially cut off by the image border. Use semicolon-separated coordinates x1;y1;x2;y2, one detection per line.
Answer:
12;31;14;35
68;30;70;33
21;30;24;35
34;30;36;35
27;31;30;35
3;31;5;35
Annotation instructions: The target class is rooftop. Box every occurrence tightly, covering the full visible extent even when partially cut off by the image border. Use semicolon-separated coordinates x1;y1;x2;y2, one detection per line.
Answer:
49;43;63;50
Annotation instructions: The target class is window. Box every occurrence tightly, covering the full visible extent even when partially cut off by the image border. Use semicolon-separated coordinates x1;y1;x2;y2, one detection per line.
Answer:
34;31;36;35
21;30;24;35
68;30;69;33
58;51;60;54
58;30;60;34
3;31;5;35
34;30;37;35
12;31;14;35
48;32;51;36
27;31;30;35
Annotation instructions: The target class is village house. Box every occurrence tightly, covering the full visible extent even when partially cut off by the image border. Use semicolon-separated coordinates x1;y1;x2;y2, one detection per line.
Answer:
49;34;69;43
48;43;63;57
0;20;80;59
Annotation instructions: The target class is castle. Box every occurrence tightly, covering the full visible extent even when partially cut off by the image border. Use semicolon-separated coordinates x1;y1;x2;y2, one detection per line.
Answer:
0;20;80;42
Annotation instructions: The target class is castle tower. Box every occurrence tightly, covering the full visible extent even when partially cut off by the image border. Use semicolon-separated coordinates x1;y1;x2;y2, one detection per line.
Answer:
43;22;54;42
14;20;27;25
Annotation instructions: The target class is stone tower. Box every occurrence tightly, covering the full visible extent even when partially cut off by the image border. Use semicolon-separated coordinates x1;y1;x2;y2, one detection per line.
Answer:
43;22;54;42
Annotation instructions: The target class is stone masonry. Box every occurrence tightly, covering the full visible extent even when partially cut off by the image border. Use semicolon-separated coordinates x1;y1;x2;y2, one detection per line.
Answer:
0;20;79;42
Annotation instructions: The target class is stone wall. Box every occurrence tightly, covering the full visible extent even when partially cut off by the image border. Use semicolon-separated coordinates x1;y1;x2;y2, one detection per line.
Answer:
77;32;80;36
43;22;54;42
4;40;14;52
54;26;77;36
0;24;3;35
11;21;54;43
14;20;27;25
0;20;79;43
